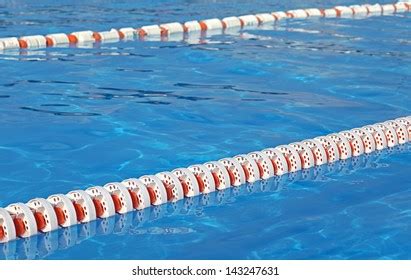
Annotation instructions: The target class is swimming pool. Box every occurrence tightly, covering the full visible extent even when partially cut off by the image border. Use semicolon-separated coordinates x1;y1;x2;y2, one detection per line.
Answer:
0;0;410;259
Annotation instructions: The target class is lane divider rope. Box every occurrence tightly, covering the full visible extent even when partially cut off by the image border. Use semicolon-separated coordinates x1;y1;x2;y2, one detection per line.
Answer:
0;116;410;243
0;2;410;50
1;143;407;259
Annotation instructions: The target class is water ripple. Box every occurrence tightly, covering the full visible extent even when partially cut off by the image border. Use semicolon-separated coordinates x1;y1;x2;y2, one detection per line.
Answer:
20;106;100;116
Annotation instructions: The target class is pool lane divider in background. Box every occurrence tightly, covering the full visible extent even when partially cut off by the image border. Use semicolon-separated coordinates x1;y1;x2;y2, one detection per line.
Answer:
0;116;410;243
0;2;410;50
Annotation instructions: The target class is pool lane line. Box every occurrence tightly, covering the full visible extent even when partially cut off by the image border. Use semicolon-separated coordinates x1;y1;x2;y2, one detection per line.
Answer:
0;116;410;243
0;2;410;51
1;144;408;260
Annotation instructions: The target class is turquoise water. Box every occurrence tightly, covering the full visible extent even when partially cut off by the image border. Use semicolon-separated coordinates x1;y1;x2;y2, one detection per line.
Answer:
0;0;410;259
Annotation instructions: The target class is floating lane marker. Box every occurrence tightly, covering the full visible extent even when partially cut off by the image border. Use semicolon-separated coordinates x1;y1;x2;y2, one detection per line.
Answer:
2;144;408;260
0;116;410;243
0;2;410;51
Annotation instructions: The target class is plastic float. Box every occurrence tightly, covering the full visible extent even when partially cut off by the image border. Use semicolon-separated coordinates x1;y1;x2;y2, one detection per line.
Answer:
172;168;201;197
139;175;168;205
314;136;341;163
238;15;260;26
66;190;96;223
374;123;398;147
118;27;135;39
334;6;355;17
1;117;408;243
262;148;289;175
18;35;47;49
255;13;276;24
0;37;20;50
69;31;96;44
218;157;246;186
85;186;116;218
286;9;309;18
204;161;232;190
138;25;163;37
365;3;384;14
234;154;261;183
160;22;185;35
0;209;16;243
350;129;376;154
271;11;288;20
188;164;216;194
155;172;185;201
222;17;243;29
395;117;411;139
183;21;202;32
304;8;323;17
328;133;353;160
26;198;59;233
121;178;153;210
289;142;316;169
92;29;122;43
276;145;303;172
322;8;338;17
247;152;275;179
45;33;70;46
339;131;365;157
46;194;77;228
362;125;388;150
103;183;134;213
5;203;38;238
199;18;224;30
383;121;409;144
301;139;328;166
0;2;409;50
350;5;369;15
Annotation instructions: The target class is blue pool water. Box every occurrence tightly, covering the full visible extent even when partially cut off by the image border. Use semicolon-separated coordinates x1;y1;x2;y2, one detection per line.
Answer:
0;0;410;259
